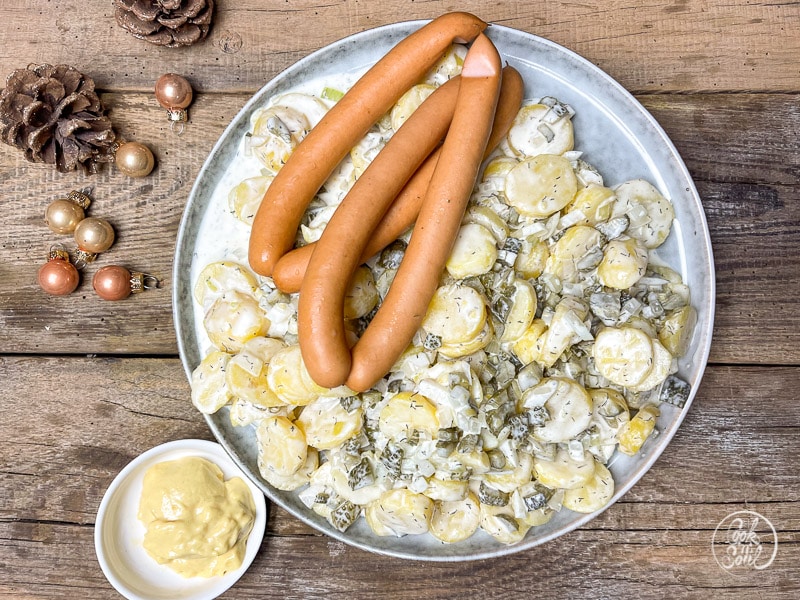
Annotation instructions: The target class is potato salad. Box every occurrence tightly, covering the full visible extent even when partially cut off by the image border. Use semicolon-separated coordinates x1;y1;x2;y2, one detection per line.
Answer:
190;46;696;545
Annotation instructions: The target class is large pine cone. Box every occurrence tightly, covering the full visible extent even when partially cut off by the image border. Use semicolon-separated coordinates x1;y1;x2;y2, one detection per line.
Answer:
0;64;116;173
115;0;215;47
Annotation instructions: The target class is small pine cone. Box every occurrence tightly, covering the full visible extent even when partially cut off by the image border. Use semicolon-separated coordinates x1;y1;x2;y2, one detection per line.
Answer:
115;0;215;47
0;64;116;173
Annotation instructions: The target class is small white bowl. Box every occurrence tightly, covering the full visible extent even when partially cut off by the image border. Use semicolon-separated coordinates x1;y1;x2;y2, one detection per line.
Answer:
95;439;267;600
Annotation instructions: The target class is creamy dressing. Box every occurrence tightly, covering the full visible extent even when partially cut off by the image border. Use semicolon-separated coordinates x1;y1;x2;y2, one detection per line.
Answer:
190;72;365;355
138;457;256;578
186;52;696;543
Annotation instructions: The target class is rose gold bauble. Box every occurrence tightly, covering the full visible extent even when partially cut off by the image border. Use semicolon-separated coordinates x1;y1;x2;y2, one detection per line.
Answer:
74;217;115;253
115;141;155;178
93;265;133;301
45;199;85;234
155;73;193;110
38;258;79;295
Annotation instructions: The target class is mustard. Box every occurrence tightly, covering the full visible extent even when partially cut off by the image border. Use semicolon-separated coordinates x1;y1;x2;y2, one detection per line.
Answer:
138;457;256;578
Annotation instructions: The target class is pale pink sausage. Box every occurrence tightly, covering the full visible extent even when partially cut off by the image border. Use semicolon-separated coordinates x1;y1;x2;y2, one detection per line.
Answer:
272;65;524;294
248;12;487;276
346;33;503;392
298;78;462;388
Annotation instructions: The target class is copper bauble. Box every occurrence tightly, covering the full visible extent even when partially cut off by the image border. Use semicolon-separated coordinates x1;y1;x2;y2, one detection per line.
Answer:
38;258;79;295
115;141;155;178
93;265;134;300
45;199;85;234
75;217;115;254
155;73;193;110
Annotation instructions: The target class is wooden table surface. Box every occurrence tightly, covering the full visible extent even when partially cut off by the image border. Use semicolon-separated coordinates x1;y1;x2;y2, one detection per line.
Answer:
1;1;798;598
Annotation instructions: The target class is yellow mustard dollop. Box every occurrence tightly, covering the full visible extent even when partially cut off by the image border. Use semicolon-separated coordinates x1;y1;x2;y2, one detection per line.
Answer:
138;456;256;578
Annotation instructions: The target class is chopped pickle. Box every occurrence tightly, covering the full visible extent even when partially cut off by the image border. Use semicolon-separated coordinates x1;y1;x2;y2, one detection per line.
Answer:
191;82;696;547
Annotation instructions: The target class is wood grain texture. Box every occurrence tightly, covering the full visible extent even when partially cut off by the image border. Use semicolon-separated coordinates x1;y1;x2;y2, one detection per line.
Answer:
1;2;799;597
0;357;798;598
0;1;798;94
1;94;798;363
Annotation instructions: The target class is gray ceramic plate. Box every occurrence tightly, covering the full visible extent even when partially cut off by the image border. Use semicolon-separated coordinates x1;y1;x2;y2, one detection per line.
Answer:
173;20;715;561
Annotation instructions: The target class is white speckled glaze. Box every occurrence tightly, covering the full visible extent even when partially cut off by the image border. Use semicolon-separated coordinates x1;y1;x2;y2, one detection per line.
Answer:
173;20;715;561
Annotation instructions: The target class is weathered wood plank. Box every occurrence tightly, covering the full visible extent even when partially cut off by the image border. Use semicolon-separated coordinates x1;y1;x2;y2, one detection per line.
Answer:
0;1;797;94
1;93;798;362
640;95;800;365
1;508;797;599
2;3;796;599
1;357;797;520
1;358;797;597
0;90;248;355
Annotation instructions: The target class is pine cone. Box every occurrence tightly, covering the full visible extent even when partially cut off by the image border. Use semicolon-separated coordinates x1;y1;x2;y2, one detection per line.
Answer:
0;64;116;173
115;0;215;47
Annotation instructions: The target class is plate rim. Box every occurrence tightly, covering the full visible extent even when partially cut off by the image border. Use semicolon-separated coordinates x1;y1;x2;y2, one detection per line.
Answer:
172;18;715;561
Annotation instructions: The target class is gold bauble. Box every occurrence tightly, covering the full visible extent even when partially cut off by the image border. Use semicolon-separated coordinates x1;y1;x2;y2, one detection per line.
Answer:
116;141;155;178
75;217;115;253
45;199;85;234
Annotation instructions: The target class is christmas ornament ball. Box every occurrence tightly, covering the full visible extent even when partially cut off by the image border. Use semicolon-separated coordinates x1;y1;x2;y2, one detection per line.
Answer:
93;265;134;301
115;141;155;178
155;73;193;110
45;199;85;234
38;258;79;295
75;217;115;254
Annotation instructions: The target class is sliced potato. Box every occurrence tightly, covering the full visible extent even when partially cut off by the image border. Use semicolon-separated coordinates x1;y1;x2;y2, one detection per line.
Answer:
191;350;232;414
479;503;530;544
446;223;498;279
533;446;596;490
612;179;674;249
507;103;574;157
592;326;655;387
500;279;538;343
390;84;436;132
256;416;308;477
544;225;603;283
296;396;364;450
658;305;697;357
618;405;660;455
512;319;548;366
430;492;480;543
204;291;270;353
565;183;616;226
343;265;379;320
504;154;578;219
228;175;272;226
563;461;615;513
194;260;259;309
597;238;649;290
627;339;672;393
524;377;593;443
226;352;283;407
514;239;550;279
422;283;487;345
266;344;325;406
366;489;433;537
378;391;439;440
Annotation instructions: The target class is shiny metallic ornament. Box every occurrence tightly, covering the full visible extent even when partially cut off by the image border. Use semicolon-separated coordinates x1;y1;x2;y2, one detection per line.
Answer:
74;217;115;267
93;265;159;301
38;245;79;295
44;189;92;234
115;141;155;177
155;73;193;133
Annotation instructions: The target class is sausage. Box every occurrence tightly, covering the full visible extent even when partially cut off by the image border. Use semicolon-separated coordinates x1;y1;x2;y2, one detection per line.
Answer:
272;65;524;294
346;33;503;392
248;12;487;277
298;78;462;388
